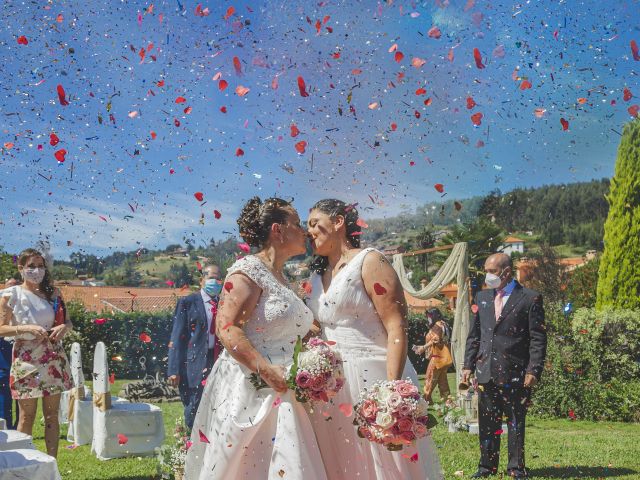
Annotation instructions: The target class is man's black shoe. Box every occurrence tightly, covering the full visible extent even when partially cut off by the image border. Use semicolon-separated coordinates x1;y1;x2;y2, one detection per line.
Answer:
471;470;496;478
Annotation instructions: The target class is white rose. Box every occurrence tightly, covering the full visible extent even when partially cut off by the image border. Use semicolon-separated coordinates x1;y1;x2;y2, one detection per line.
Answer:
376;387;393;403
297;351;321;370
375;412;394;429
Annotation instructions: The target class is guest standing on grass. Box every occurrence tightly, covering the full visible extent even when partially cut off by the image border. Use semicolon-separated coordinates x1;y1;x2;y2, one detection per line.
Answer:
414;307;453;404
167;263;223;430
462;253;547;479
0;248;73;457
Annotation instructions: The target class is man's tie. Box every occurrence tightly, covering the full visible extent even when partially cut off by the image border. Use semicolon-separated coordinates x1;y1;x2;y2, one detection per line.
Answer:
208;299;222;361
494;289;505;322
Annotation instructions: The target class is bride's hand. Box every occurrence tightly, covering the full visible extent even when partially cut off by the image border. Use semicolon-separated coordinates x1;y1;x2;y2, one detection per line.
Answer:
259;364;288;393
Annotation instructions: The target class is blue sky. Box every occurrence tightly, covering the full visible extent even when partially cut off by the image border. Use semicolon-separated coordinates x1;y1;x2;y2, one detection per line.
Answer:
0;0;638;257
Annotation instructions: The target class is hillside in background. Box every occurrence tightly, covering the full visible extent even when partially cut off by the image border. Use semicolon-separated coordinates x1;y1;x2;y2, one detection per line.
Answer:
0;179;610;288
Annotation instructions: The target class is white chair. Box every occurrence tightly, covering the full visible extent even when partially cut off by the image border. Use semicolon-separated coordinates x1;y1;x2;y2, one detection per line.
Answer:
90;342;165;460
61;342;95;445
0;430;35;451
0;449;62;480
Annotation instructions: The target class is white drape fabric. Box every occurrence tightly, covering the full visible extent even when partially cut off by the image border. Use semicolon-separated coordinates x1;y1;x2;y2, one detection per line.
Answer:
0;449;62;480
392;242;471;391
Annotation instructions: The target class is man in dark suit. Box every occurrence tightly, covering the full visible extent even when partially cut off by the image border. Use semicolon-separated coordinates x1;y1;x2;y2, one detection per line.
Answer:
167;264;223;429
462;253;547;478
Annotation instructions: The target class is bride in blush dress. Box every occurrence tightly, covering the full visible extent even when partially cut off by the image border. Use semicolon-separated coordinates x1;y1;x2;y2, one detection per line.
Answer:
184;197;327;480
305;199;443;480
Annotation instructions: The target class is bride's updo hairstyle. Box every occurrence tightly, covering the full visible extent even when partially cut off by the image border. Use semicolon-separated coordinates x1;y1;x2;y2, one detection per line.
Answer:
309;199;361;274
237;196;293;249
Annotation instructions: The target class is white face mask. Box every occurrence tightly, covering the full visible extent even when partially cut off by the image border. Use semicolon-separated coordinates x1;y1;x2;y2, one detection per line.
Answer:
21;267;45;284
485;268;508;289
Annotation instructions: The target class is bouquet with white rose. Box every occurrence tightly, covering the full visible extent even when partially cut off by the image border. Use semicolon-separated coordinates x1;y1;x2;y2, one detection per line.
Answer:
249;336;345;403
353;379;432;451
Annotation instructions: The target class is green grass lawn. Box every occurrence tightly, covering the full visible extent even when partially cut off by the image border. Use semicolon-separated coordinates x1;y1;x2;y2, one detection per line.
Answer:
17;378;640;479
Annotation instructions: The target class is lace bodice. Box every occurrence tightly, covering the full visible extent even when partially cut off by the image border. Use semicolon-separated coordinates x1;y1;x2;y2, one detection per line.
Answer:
226;255;314;364
307;248;389;357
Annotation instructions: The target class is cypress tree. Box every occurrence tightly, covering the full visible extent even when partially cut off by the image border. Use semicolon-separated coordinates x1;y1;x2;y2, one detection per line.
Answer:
596;119;640;309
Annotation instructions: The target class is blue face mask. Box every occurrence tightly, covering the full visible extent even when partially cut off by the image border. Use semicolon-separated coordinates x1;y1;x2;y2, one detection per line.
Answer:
204;279;222;297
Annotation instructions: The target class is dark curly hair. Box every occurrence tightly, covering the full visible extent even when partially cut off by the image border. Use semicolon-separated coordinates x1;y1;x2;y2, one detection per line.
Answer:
309;199;361;274
236;196;293;248
18;248;55;302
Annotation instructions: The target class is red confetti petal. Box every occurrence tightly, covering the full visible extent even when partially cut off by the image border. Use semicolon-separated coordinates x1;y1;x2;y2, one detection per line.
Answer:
235;148;244;156
631;40;640;61
301;281;312;295
150;131;157;140
56;84;69;106
628;105;639;117
495;429;504;435
473;48;485;69
184;106;192;115
434;183;444;193
213;210;222;219
224;281;234;292
356;218;368;228
390;122;397;131
94;318;106;325
198;430;210;443
17;35;28;45
415;87;426;96
220;106;227;113
295;140;307;154
238;242;250;253
49;133;60;146
520;79;532;90
290;124;300;137
235;85;250;97
54;149;67;162
466;97;476;109
427;26;441;39
297;76;309;97
338;403;353;417
394;51;404;62
219;79;228;91
410;453;419;463
623;87;633;102
139;332;151;343
109;373;115;384
560;117;569;130
233;56;242;76
175;96;186;104
194;192;204;202
471;112;483;126
224;6;235;20
117;433;128;445
373;283;387;295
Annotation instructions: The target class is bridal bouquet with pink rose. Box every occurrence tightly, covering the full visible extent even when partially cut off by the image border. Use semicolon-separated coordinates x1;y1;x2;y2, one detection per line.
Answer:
353;379;432;451
287;336;345;403
250;336;345;404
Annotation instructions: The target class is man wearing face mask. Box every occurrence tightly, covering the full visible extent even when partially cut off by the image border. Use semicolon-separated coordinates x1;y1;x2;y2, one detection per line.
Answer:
167;264;223;429
462;253;546;479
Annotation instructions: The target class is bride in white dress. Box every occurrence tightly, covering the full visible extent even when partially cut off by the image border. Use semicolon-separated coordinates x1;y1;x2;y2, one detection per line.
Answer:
184;197;327;480
306;199;444;480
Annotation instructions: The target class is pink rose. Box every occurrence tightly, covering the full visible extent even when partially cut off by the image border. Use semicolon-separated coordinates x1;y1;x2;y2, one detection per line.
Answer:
296;371;312;389
311;375;325;391
21;351;32;362
361;399;378;420
396;381;419;398
397;417;414;432
400;430;416;442
397;402;413;416
412;422;428;438
387;392;403;409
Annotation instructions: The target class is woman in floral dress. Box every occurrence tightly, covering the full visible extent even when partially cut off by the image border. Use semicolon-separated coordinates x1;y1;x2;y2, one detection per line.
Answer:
0;248;73;457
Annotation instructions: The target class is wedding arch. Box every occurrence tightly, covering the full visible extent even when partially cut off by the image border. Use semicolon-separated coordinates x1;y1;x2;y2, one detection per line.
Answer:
391;242;471;391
